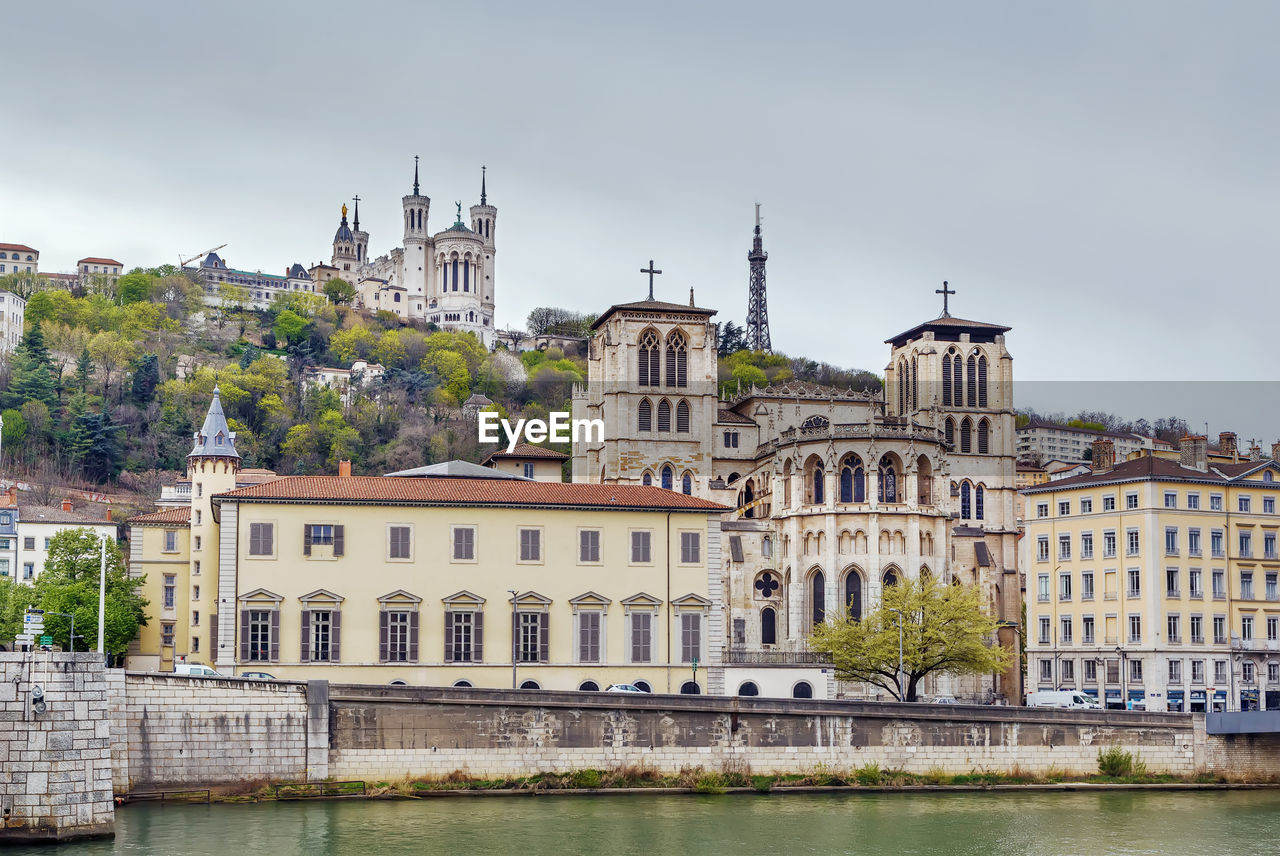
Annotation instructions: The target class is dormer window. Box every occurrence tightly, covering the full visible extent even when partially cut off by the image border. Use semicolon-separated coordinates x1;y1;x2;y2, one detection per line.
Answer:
215;433;224;446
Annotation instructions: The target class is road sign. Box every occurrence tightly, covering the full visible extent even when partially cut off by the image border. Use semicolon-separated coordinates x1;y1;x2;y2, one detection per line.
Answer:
14;633;35;643
25;608;44;616
24;622;44;632
24;614;44;624
39;635;52;645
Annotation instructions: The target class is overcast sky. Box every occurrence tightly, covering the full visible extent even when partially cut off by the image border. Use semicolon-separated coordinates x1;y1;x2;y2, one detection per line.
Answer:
5;2;1278;437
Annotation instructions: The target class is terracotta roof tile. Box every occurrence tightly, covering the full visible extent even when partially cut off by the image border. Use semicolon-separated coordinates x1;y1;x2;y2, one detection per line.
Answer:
0;243;38;254
480;443;570;464
128;506;192;525
76;257;123;266
214;476;729;511
716;408;756;425
19;505;114;525
1023;456;1227;493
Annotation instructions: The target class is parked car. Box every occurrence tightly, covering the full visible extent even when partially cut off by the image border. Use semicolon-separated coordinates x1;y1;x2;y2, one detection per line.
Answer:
605;684;648;693
240;671;276;681
1025;690;1101;709
931;696;959;704
174;663;221;678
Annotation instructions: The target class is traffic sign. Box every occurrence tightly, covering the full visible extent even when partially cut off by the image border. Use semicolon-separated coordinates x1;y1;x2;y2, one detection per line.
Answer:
39;635;52;645
25;608;45;616
14;633;35;643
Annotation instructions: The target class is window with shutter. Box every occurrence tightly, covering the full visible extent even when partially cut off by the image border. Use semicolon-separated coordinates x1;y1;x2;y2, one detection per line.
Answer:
453;527;476;560
680;532;701;564
638;399;652;431
977;354;988;407
657;399;671;432
519;529;541;562
631;531;651;563
966;354;977;406
630;612;652;663
249;522;274;556
977;419;990;455
579;530;601;563
942;354;953;405
638;330;659;386
665;332;687;387
676;400;690;433
333;525;345;557
680;613;702;663
960;418;972;453
389;526;412;559
300;610;311;661
578;612;601;663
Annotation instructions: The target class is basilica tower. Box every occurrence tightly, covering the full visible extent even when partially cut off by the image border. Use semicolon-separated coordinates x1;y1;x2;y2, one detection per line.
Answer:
330;204;358;275
468;165;498;319
401;155;431;310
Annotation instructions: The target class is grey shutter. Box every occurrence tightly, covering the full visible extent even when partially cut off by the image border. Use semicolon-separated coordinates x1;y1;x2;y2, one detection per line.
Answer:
334;525;345;557
408;612;419;662
210;613;218;658
379;610;389;662
303;525;312;556
539;614;549;663
239;609;250;661
269;610;279;662
331;611;341;661
300;610;311;662
265;523;274;555
473;611;483;662
443;611;454;662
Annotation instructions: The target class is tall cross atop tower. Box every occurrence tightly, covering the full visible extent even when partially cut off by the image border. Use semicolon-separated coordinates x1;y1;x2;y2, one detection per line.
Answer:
936;280;955;318
641;260;662;301
412;155;420;196
352;195;360;231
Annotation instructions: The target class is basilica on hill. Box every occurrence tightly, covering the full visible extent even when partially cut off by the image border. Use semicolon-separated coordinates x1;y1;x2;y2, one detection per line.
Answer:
310;158;498;346
572;268;1023;702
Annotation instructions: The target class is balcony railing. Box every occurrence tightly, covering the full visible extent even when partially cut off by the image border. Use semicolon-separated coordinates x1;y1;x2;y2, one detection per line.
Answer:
726;649;832;665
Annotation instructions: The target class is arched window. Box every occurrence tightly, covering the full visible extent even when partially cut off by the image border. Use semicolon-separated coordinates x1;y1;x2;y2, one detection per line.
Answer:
945;418;955;449
960;418;972;453
665;331;688;387
977;354;988;407
897;358;906;414
680;681;701;695
952;355;963;407
976;484;985;520
840;464;853;502
812;465;825;504
760;607;777;645
762;536;772;558
942;353;953;406
744;481;755;507
792;681;813;699
633;680;652;693
883;568;899;587
961;481;971;519
681;472;692;495
738;681;760;696
638;330;660;386
578;681;600;692
657;399;672;432
453;680;473;687
966;354;977;406
641;471;653;486
878;456;898;503
520;680;540;690
676;399;690;433
638;398;652;431
844;572;862;621
911;356;919;410
661;465;674;491
978;419;990;455
811;571;826;628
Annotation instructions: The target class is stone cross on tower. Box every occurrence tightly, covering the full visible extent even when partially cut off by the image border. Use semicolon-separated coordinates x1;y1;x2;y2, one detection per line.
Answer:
641;260;662;301
936;280;955;317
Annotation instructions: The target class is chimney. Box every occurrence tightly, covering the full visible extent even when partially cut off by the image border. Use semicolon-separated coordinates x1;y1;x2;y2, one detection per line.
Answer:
1180;435;1208;472
1218;432;1238;462
338;459;352;477
106;508;112;522
1272;441;1280;463
1091;438;1115;473
61;497;73;512
1249;441;1264;462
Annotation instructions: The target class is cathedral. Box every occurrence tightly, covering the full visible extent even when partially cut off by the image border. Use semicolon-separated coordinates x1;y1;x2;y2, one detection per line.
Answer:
311;158;498;346
571;275;1022;702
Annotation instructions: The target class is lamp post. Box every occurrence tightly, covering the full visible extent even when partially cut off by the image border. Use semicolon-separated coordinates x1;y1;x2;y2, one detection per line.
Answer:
96;535;107;658
890;608;905;701
509;589;519;689
1115;646;1127;710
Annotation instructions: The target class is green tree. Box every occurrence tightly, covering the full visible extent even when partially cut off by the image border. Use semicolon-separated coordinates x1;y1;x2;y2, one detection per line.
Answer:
88;330;136;401
322;277;357;305
273;308;310;346
1;408;28;450
75;347;94;393
34;530;149;655
717;320;748;357
6;323;59;411
130;353;161;405
330;325;376;363
372;329;407;368
0;576;34;645
117;272;154;304
808;574;1010;702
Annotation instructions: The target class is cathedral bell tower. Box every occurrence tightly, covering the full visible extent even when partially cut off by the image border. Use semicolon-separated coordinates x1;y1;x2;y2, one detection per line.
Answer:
188;388;241;671
331;204;358;274
468;165;498;313
401;155;431;305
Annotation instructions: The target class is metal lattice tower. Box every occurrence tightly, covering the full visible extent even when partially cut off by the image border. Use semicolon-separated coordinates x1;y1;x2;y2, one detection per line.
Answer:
745;203;772;352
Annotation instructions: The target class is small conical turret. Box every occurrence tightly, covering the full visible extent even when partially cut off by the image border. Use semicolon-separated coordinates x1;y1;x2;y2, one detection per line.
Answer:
188;386;240;462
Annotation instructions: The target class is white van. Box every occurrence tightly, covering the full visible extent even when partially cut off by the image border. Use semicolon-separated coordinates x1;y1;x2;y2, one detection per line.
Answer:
1026;690;1101;709
174;663;221;678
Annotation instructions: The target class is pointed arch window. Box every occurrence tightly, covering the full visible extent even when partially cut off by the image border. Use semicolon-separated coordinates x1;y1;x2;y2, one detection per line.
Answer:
942;354;953;406
638;330;660;387
945;418;955;449
811;571;826;628
844;572;862;621
883;568;899;587
638;398;652;432
681;472;692;495
897;358;906;414
961;481;972;519
960;418;972;454
676;399;690;433
665;332;688;387
878;456;898;503
657;399;672;432
661;465;674;491
976;484;985;520
966;354;977;406
812;465;825;504
952;355;963;407
978;418;990;455
911;356;919;410
642;471;653;486
840;464;853;503
761;607;777;645
977;354;988;407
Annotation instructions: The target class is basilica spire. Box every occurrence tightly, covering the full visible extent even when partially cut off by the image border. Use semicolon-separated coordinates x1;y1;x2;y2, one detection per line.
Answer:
480;165;487;206
352;195;360;231
412;154;420;196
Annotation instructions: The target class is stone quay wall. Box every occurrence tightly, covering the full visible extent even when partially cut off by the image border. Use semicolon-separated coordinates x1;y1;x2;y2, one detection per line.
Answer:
119;673;325;791
0;652;114;842
325;684;1201;780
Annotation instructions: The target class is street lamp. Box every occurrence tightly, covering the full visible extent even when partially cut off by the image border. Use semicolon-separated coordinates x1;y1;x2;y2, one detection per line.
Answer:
890;608;905;701
1115;646;1128;710
509;590;519;689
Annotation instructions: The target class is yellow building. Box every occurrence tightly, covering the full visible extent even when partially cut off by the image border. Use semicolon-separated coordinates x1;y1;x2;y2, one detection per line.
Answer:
129;393;730;693
1023;437;1280;712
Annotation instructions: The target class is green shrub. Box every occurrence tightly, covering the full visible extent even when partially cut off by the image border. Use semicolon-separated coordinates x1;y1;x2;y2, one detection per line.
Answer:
854;763;883;786
1097;745;1135;777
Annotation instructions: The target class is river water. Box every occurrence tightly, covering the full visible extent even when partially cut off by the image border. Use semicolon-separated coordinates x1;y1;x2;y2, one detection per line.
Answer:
13;790;1280;855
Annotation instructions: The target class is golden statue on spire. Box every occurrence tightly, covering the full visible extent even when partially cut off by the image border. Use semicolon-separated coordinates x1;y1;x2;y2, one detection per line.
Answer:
341;203;348;219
